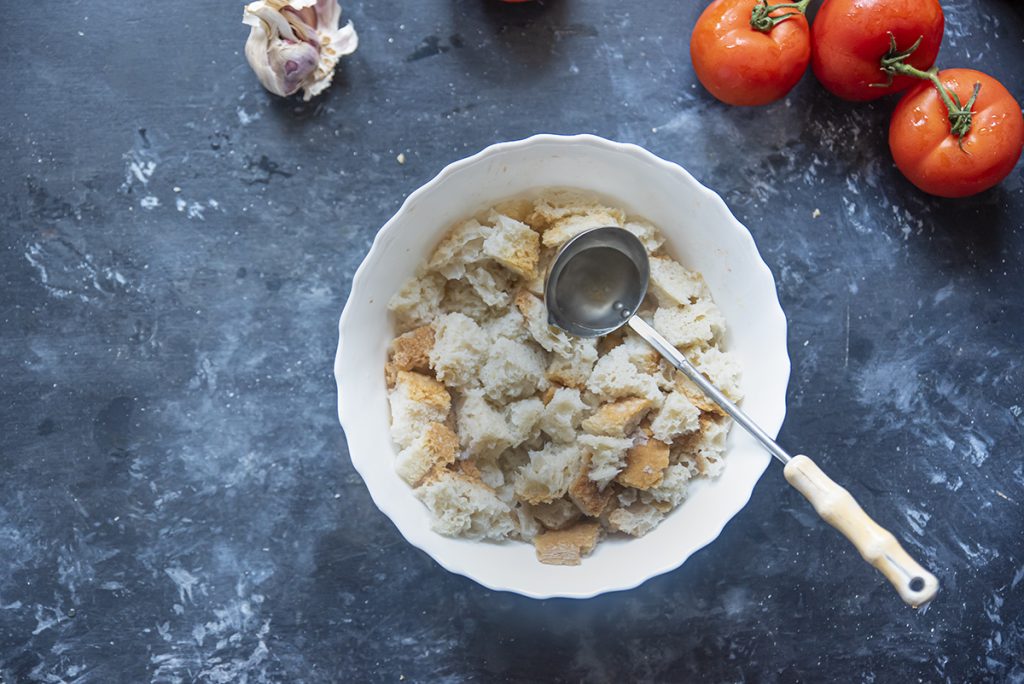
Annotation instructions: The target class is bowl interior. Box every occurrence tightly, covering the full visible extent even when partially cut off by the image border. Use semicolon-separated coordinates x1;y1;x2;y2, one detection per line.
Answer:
336;135;789;598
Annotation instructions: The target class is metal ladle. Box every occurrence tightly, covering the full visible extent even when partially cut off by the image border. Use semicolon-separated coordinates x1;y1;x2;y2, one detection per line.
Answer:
544;227;939;607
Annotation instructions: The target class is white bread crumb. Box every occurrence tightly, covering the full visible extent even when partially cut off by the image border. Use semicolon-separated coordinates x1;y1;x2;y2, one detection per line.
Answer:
388;371;452;449
649;390;700;442
511;503;543;541
607;502;664;537
541;210;624;249
529;497;582;530
648;256;708;307
546;337;598;388
528;189;624;228
395;422;459;486
415;470;515;540
505;396;545;448
514;442;582;505
640;463;691;508
428;218;490;279
538;387;588;443
579;433;634;489
464;263;513;309
440;279;491;320
389;273;445;331
586;345;664;406
622;218;665;253
482;213;540;279
429;312;489;389
483;308;529;344
652;299;726;349
480;337;547;402
514;291;572;356
455;389;513;458
692;347;743;402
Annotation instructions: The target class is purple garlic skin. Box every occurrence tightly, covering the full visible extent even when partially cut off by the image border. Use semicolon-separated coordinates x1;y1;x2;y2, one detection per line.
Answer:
243;0;358;101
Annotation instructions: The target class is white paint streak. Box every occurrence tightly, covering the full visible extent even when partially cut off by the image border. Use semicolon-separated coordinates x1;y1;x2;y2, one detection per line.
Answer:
904;507;931;536
237;106;261;125
165;566;200;604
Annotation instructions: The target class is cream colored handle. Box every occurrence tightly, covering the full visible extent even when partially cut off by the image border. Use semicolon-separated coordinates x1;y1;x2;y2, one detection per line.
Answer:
784;455;939;607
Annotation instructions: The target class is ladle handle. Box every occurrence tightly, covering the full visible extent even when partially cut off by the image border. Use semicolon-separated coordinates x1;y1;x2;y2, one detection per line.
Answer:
784;455;938;607
627;316;939;607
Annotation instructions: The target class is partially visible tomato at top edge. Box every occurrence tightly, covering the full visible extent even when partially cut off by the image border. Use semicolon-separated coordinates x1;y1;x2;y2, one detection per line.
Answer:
691;0;811;106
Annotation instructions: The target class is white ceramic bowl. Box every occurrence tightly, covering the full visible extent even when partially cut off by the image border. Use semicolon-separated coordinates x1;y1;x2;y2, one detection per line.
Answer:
335;134;790;599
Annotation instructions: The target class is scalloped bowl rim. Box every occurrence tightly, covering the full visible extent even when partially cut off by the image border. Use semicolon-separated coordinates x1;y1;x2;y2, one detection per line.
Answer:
335;134;790;599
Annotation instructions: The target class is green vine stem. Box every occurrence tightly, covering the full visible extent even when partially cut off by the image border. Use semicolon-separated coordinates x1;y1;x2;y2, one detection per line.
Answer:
749;0;811;33
875;33;982;149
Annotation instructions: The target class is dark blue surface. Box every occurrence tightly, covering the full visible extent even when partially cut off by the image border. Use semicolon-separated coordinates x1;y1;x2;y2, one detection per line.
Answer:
1;1;1023;681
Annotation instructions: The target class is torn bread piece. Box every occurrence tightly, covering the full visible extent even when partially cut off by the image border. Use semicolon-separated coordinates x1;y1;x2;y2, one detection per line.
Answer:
480;337;547;403
652;299;726;349
538;387;588;443
395;422;459;486
386;324;434;386
489;198;535;225
649;390;700;443
579;433;634;489
464;263;513;310
640;463;691;508
569;457;616;516
529;497;582;531
616;439;670;490
691;347;743;402
429;312;489;389
546;337;598;388
389;273;445;331
428;218;490;279
515;442;582;505
674;373;727;416
388;371;452;449
606;502;664;537
528;189;623;229
586;345;663;406
533;521;602;566
514;290;572;356
506;396;545;448
541;210;625;250
415;470;515;541
482;213;541;279
456;389;513;458
648;256;708;307
622;218;665;254
581;397;652;437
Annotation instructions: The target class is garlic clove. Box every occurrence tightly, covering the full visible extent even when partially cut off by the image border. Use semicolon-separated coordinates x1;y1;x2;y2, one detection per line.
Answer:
242;0;358;100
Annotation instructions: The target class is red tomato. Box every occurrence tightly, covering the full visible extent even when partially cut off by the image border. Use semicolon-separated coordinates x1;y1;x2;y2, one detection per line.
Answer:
811;0;944;102
889;69;1024;198
690;0;810;106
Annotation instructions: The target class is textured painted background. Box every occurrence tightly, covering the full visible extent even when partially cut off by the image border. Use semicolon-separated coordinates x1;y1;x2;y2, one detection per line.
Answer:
2;1;1023;682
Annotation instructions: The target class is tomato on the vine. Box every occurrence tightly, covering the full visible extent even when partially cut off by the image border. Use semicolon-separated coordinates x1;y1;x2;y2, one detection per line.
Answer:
811;0;944;102
691;0;810;106
889;69;1024;198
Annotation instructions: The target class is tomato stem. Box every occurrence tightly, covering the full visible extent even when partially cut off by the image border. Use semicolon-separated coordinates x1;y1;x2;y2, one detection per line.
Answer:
875;33;981;150
749;0;811;33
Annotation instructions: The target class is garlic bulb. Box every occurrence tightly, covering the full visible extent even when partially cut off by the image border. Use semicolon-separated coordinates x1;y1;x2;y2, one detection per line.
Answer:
242;0;358;101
